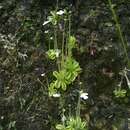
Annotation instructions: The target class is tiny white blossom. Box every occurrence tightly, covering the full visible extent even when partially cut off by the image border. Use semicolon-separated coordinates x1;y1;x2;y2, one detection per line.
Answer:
44;30;49;34
80;93;88;100
56;10;64;15
0;6;3;9
52;93;61;98
55;49;61;58
43;21;50;26
61;115;66;122
41;73;45;77
1;116;4;120
50;37;53;40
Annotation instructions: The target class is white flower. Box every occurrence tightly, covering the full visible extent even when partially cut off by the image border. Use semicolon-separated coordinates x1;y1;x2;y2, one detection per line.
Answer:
56;10;64;15
80;92;88;100
1;116;4;120
41;73;45;77
43;21;50;26
52;93;61;98
0;6;3;9
44;30;49;34
50;37;53;40
61;115;66;122
55;49;61;58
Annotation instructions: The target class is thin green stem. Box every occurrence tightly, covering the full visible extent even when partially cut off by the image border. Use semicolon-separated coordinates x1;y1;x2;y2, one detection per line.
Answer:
68;14;72;58
76;91;81;117
48;33;51;49
65;13;72;57
76;77;81;117
54;27;58;49
108;0;130;68
68;13;71;38
65;31;68;57
56;0;59;11
61;21;66;69
68;104;71;118
54;26;60;70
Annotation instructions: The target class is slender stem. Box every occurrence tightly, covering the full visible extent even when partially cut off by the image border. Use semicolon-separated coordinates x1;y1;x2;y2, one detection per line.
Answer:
76;77;81;117
68;14;72;58
65;30;68;57
54;26;60;70
108;0;130;68
56;0;59;11
68;13;71;38
76;91;81;117
65;13;72;57
48;33;51;49
54;27;58;49
68;104;71;118
61;21;65;69
59;95;65;125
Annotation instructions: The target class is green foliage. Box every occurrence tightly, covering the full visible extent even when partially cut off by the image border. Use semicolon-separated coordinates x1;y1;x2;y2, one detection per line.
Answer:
56;124;66;130
68;36;76;57
66;117;86;130
48;11;59;26
46;49;60;60
68;36;76;50
49;82;58;96
56;117;87;130
49;58;81;96
64;57;81;82
46;9;81;96
43;10;66;26
114;88;127;98
53;70;70;90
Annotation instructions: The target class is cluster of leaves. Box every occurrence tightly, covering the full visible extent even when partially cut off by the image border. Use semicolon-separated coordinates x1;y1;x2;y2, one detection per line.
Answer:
49;57;81;95
46;49;60;60
114;88;127;98
56;117;87;130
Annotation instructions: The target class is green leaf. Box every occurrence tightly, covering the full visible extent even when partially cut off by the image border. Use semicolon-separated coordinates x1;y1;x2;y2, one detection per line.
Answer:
53;71;59;78
62;83;67;91
68;36;76;49
56;124;65;130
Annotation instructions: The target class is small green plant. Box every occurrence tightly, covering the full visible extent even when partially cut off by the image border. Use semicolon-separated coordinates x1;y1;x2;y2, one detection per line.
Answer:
56;117;87;130
43;10;66;26
44;9;81;96
68;36;76;49
68;36;76;57
53;70;70;90
48;58;81;96
46;49;60;60
114;88;127;98
44;8;86;130
67;117;87;130
48;82;58;96
64;57;81;82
